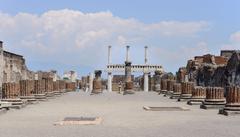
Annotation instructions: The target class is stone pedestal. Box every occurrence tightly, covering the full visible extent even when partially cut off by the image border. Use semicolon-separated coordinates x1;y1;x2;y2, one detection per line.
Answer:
170;83;182;99
219;86;240;115
187;86;206;105
124;61;134;95
178;82;194;101
200;87;226;109
92;70;102;94
160;79;168;94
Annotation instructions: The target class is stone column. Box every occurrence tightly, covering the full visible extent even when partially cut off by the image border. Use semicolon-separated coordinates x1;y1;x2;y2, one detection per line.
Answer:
108;72;112;92
107;46;112;92
144;72;149;92
144;46;148;64
0;41;4;99
92;70;102;94
178;82;194;101
89;72;94;92
219;86;240;115
108;45;112;65
200;87;226;109
170;83;182;99
187;86;206;105
165;80;175;97
124;61;134;94
126;45;130;62
161;79;168;94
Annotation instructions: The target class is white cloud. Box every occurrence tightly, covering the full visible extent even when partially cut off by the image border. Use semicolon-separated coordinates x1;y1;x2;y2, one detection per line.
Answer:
221;31;240;50
0;9;209;74
230;31;240;43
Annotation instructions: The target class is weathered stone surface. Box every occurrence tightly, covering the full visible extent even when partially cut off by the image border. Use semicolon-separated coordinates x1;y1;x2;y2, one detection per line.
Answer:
170;83;182;99
153;71;161;92
178;82;194;101
124;61;134;94
225;51;240;86
187;86;206;105
219;86;240;115
92;70;102;94
176;67;187;83
201;87;226;109
160;79;168;93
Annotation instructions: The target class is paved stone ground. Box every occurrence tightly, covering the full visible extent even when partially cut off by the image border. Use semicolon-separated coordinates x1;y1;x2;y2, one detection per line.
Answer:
0;91;240;137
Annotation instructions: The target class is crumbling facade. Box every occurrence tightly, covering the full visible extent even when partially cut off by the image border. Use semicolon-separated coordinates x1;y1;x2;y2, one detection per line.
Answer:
179;50;240;88
0;41;34;84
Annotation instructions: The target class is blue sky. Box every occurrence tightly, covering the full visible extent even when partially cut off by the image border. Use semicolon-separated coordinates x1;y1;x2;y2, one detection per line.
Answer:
0;0;240;78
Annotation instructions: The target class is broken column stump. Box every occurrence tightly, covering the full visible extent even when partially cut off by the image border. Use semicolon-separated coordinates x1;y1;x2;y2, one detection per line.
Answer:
164;80;175;97
34;80;47;101
170;83;182;99
92;70;103;94
19;80;37;104
1;82;25;109
200;87;226;109
160;79;167;94
178;82;194;101
187;86;206;105
219;86;240;116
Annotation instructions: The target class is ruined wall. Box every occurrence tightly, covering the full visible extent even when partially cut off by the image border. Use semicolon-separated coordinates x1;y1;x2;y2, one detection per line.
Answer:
0;41;35;82
183;50;240;87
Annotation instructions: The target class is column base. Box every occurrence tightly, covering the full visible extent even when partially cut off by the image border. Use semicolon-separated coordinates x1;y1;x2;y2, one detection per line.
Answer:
177;94;192;102
187;98;204;105
200;100;226;109
170;93;181;99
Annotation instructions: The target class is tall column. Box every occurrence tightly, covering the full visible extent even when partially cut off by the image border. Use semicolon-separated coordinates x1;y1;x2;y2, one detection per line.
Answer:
0;41;4;99
107;45;112;92
144;46;148;64
124;46;134;94
144;73;148;92
144;46;149;92
108;72;112;92
108;45;112;64
126;45;130;62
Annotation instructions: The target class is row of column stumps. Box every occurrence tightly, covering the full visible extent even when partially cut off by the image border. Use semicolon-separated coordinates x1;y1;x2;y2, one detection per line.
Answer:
1;80;76;99
159;78;240;115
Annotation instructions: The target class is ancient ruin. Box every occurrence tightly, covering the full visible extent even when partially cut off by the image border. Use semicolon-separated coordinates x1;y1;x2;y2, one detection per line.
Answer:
92;70;103;94
187;86;206;105
219;86;240;115
178;82;194;101
200;87;226;109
